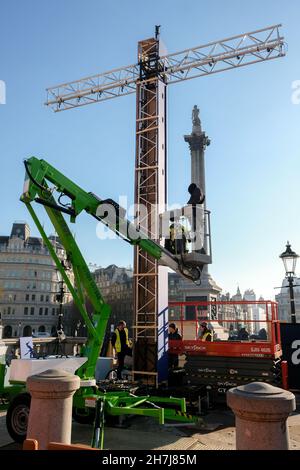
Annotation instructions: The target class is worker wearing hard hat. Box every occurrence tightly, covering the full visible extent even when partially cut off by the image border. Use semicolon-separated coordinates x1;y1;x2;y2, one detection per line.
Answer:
198;321;213;342
165;217;188;256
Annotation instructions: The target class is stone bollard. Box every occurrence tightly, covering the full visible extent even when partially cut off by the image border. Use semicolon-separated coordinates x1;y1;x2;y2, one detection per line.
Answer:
26;369;80;450
227;382;296;450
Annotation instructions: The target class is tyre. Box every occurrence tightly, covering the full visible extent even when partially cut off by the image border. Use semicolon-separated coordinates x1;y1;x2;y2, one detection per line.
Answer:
105;368;132;381
105;369;118;380
6;393;31;443
72;407;95;424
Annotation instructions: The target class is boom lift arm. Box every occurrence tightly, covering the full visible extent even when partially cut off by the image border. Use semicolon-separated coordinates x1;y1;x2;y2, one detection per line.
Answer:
22;157;203;283
21;156;203;379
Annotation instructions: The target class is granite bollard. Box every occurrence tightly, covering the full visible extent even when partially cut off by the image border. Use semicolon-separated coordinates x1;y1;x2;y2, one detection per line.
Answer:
227;382;296;450
26;369;80;450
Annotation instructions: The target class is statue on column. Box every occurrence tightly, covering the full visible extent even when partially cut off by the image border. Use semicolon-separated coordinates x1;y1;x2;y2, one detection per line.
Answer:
192;105;201;127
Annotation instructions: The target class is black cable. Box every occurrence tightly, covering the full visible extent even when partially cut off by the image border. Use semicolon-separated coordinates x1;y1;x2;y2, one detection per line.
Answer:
24;160;49;194
58;192;73;209
35;197;76;217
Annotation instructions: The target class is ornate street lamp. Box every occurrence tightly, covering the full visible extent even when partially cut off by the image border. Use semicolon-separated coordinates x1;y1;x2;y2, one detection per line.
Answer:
280;241;299;324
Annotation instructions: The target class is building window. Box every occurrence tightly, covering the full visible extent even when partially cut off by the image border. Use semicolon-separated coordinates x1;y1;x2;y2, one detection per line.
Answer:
7;307;11;315
45;295;49;302
52;308;55;316
24;307;28;315
40;294;44;302
32;294;36;301
25;294;29;301
39;307;43;316
44;308;48;316
30;307;34;315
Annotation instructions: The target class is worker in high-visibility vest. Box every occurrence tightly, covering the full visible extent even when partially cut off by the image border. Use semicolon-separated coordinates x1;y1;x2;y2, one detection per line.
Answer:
111;320;132;379
165;218;188;256
198;321;213;342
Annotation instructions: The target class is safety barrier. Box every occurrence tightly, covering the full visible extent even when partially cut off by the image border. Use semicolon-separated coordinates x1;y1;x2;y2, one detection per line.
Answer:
169;300;282;358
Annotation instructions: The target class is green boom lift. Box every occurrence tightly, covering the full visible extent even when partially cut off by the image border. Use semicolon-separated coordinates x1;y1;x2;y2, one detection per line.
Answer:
4;157;206;446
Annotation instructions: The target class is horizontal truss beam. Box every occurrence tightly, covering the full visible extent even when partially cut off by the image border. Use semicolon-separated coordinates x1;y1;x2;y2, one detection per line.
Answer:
45;24;285;112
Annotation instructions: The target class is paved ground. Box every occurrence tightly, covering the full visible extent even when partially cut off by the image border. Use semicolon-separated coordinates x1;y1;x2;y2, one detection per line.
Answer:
1;396;300;450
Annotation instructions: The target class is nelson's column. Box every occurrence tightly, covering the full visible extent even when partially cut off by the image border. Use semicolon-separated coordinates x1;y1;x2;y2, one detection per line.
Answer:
170;105;221;318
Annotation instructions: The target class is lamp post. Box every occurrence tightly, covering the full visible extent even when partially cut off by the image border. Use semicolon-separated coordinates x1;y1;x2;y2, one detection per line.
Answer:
56;279;64;334
279;241;299;324
54;270;66;354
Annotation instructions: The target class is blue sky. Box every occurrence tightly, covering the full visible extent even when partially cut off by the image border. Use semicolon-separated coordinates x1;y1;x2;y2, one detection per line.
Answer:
0;0;299;299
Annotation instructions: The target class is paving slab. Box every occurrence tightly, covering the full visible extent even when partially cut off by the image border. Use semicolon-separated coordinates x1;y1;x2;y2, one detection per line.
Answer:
0;412;12;447
1;397;300;450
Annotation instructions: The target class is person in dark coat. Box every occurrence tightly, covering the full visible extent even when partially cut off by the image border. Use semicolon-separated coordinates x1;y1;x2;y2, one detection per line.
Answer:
187;183;205;205
258;328;267;340
237;326;249;341
168;323;182;369
187;184;205;248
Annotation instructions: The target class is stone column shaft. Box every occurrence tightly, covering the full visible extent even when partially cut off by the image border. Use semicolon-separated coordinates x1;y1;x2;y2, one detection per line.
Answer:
184;122;210;271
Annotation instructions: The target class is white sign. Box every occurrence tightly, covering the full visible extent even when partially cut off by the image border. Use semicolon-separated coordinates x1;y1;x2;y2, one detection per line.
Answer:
291;339;300;365
20;336;35;359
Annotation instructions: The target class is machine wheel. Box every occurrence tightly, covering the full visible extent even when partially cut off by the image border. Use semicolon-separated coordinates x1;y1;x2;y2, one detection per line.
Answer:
105;368;132;381
6;393;31;443
72;407;95;424
105;368;118;380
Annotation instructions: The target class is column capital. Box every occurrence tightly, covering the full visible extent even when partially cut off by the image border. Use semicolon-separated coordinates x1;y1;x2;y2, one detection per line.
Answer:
184;132;210;152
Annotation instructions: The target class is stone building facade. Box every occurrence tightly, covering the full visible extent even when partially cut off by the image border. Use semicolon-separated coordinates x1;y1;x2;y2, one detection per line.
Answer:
92;265;222;335
0;222;73;338
219;287;267;336
93;264;133;334
169;272;222;322
275;277;300;323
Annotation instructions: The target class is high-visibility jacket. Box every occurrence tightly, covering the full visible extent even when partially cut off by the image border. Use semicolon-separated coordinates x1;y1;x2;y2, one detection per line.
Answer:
169;223;188;255
201;330;212;342
114;328;130;353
